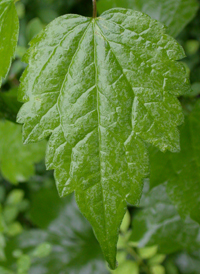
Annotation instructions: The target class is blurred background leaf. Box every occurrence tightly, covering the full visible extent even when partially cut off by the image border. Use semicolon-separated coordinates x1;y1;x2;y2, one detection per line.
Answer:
0;121;46;184
2;183;107;274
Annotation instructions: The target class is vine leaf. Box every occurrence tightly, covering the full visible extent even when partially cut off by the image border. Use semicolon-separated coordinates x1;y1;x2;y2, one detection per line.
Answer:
0;120;46;184
149;100;200;224
17;9;190;268
97;0;199;37
0;0;19;84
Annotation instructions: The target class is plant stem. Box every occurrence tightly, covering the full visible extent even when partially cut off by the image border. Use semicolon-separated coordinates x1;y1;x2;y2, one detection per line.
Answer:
92;0;97;18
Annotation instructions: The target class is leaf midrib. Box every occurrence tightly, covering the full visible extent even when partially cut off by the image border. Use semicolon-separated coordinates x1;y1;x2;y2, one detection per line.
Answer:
93;19;108;252
95;19;134;180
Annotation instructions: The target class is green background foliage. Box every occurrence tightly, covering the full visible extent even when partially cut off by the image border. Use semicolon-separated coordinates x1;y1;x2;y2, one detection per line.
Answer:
0;0;200;273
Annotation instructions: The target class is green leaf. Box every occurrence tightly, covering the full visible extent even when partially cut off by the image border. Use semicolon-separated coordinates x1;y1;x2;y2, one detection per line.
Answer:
4;186;107;274
17;254;31;274
150;265;165;274
31;242;52;258
138;246;158;259
185;82;200;97
15;2;25;19
120;211;131;234
2;190;28;229
0;0;19;84
0;120;46;184
149;100;200;223
111;260;139;274
97;0;199;37
185;40;200;56
6;222;23;237
148;254;166;266
17;9;190;268
26;18;44;42
6;190;24;205
130;183;200;254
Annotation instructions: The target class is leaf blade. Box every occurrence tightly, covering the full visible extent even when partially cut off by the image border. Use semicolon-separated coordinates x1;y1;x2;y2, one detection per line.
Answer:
17;9;191;267
0;0;19;83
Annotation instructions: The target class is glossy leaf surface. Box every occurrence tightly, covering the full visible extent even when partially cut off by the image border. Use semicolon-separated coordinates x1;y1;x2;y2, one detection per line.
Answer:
17;9;190;268
149;100;200;224
0;120;46;183
130;183;200;254
0;0;19;84
4;186;107;274
97;0;199;37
